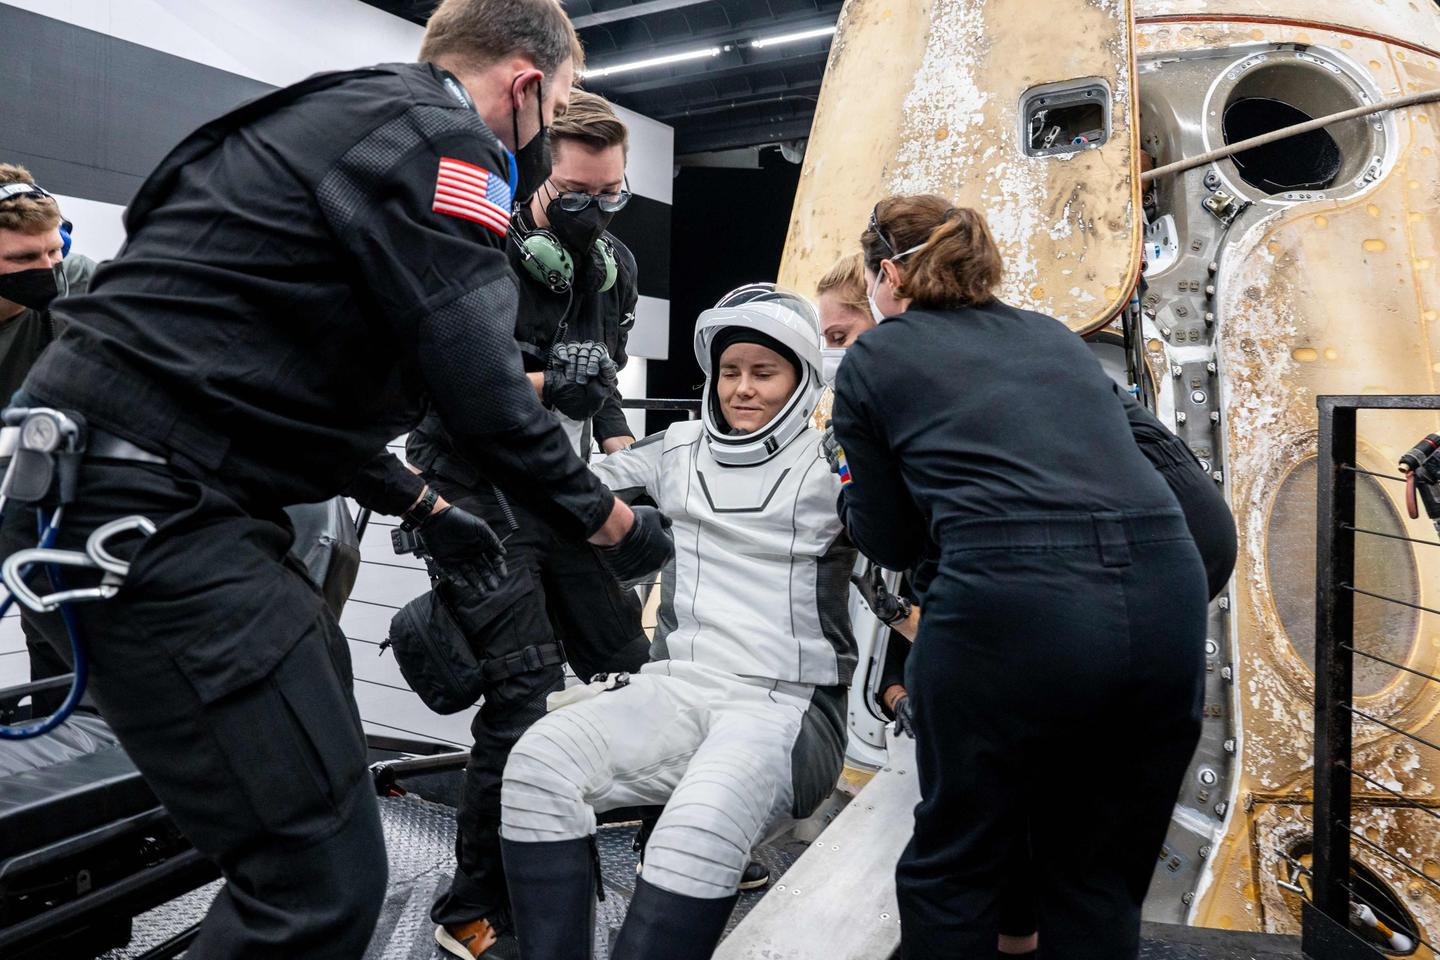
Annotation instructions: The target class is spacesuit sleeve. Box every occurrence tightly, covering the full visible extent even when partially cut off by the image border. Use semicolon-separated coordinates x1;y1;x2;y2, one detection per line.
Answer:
342;450;425;517
589;431;664;503
830;354;928;571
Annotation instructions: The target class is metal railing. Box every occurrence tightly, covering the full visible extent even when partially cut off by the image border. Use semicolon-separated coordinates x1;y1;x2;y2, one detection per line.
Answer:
1306;394;1440;959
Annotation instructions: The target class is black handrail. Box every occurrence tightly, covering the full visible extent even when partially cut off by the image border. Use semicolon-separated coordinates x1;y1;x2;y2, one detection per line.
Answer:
1307;394;1440;959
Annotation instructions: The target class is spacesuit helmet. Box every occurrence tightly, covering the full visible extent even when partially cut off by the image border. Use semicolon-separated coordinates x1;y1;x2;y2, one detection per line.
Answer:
693;284;824;466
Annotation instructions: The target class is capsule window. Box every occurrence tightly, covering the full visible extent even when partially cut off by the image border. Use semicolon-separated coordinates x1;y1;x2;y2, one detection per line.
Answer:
1021;80;1111;157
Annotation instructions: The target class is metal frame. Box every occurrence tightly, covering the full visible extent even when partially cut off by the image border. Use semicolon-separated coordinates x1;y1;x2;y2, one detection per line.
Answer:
1306;393;1440;959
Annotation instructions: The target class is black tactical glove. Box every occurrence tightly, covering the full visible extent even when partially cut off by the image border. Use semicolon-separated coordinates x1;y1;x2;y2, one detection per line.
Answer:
543;341;619;420
850;563;912;625
820;421;842;476
598;505;673;583
416;505;508;593
892;694;916;740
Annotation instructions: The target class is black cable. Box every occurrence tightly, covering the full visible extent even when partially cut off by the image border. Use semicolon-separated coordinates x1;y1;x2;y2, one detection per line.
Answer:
1341;583;1440;619
1333;878;1435;955
361;717;469;750
1342;464;1408;483
0;648;26;658
360;557;429;573
1343;523;1440;549
1339;643;1440;687
1341;822;1440;895
348;634;383;647
348;597;403;611
355;676;420;695
1342;762;1440;826
1344;702;1440;754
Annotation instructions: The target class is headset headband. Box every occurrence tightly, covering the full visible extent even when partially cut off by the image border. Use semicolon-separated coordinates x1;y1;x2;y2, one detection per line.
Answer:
0;182;54;204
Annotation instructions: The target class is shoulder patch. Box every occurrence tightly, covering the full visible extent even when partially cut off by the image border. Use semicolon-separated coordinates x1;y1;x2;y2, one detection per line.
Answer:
432;156;512;236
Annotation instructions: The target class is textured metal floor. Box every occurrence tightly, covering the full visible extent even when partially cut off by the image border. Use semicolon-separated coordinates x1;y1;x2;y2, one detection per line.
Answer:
98;795;802;960
97;795;1297;960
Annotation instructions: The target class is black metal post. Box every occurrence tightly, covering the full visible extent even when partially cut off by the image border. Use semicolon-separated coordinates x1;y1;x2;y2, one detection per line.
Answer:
1311;397;1357;930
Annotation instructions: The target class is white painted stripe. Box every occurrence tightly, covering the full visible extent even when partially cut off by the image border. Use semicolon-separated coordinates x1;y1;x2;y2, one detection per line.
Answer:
0;0;675;204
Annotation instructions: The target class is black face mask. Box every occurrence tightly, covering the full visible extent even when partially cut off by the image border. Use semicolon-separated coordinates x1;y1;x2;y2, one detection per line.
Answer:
511;82;552;205
0;265;61;312
545;195;614;256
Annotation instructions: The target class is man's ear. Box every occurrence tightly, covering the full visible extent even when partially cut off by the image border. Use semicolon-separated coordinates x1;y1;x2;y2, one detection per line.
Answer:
511;67;544;109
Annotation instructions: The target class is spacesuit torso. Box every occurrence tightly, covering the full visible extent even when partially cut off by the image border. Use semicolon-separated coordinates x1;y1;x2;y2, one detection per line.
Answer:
592;417;856;687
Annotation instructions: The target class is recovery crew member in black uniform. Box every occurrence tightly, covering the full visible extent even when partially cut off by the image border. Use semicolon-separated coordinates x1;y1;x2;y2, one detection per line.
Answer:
829;194;1208;960
0;167;100;715
365;90;655;958
0;2;673;956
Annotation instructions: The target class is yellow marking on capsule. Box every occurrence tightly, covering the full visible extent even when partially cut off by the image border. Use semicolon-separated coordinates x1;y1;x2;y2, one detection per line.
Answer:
1292;347;1319;362
1417;259;1434;271
1103;285;1120;301
1030;285;1046;299
1324;348;1339;361
1367;203;1382;217
1147;339;1164;353
1364;239;1388;252
1314;214;1329;228
1370;59;1384;71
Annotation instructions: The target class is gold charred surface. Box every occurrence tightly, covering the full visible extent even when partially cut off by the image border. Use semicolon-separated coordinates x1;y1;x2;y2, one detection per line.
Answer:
1133;16;1440;946
777;0;1142;332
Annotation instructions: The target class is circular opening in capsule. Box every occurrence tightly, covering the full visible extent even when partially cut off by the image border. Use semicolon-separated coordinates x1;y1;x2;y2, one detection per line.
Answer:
1223;98;1342;193
1278;840;1420;954
1216;55;1380;199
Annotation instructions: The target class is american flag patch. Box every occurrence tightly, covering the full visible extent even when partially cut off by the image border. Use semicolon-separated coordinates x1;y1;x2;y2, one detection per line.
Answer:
432;156;512;236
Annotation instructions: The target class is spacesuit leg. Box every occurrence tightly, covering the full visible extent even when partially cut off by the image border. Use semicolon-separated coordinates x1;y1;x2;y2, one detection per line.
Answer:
610;680;809;960
500;671;701;960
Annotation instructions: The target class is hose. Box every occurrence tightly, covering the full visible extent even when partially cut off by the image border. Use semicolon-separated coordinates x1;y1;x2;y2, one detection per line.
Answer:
0;508;88;740
1142;89;1440;184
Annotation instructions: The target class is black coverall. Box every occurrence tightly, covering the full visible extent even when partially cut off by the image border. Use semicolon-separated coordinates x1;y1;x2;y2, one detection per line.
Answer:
831;302;1208;960
351;233;651;928
2;63;617;959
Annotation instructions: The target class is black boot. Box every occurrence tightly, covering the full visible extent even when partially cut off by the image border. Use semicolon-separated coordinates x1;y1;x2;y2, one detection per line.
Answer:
611;877;738;960
500;837;595;960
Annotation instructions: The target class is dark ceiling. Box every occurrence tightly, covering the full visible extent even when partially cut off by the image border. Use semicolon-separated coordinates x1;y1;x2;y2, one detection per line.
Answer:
360;0;841;155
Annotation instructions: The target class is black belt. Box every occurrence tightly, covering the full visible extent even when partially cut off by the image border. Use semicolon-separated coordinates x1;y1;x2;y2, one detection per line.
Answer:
88;429;168;465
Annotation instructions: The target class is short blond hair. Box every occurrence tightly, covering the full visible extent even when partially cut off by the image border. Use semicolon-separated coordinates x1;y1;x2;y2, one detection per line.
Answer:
0;164;61;235
551;89;628;157
816;252;867;314
420;0;583;76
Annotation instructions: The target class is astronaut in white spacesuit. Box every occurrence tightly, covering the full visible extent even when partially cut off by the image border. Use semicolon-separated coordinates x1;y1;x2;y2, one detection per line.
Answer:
498;286;855;960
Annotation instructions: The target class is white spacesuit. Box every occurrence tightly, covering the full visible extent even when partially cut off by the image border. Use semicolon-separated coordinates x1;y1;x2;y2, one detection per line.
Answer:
498;287;856;960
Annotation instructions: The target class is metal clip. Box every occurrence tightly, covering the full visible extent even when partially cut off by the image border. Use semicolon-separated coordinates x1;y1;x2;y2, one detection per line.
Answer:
3;514;155;613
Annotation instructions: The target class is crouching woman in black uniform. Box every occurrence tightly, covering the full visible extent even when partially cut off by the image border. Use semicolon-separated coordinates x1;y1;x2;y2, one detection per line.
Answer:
830;195;1208;960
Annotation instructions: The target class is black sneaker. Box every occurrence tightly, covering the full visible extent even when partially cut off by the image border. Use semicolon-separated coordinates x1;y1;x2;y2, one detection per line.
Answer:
738;860;770;891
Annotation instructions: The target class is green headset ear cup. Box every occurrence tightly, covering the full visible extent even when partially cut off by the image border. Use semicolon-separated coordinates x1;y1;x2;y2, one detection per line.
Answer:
519;231;574;293
594;236;618;294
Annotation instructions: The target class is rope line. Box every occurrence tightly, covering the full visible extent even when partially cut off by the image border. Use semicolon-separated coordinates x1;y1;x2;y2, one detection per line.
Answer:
1343;524;1440;550
1343;703;1440;754
1341;763;1440;826
1340;583;1440;620
1339;644;1440;688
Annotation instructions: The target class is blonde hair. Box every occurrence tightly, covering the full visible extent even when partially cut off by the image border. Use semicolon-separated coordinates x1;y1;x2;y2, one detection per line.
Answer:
862;194;1003;309
815;252;868;314
0;164;61;235
420;0;583;76
551;89;627;156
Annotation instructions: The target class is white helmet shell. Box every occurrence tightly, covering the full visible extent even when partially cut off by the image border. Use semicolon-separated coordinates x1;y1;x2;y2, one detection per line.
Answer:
693;288;824;466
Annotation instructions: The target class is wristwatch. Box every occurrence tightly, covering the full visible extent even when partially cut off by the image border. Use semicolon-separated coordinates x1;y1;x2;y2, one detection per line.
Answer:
400;484;438;532
882;594;914;626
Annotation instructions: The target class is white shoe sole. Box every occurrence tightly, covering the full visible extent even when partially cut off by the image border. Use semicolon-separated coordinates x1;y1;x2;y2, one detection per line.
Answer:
435;923;489;959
